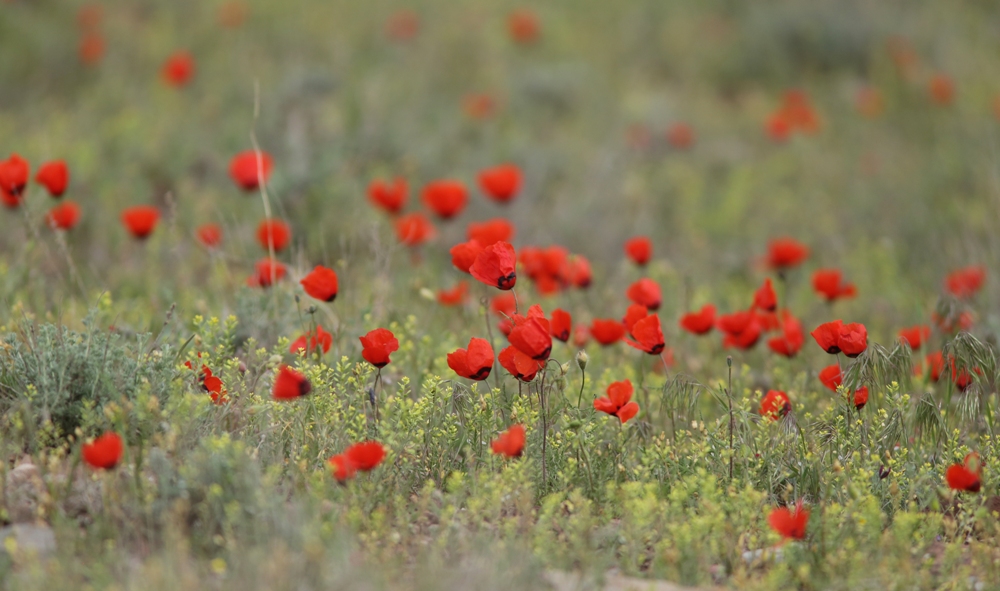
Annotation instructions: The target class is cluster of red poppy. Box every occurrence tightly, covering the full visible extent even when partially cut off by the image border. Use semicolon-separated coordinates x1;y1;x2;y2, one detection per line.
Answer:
0;154;80;229
328;441;386;483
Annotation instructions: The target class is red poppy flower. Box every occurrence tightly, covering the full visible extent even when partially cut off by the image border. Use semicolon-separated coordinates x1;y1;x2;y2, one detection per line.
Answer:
200;367;228;404
437;282;469;306
447;337;494;380
573;325;590;348
562;255;592;289
463;93;496;119
256;218;291;252
478;164;522;204
593;380;639;423
550;309;572;342
768;500;809;540
422;180;468;219
0;153;29;197
623;304;649;334
218;0;248;28
928;73;954;106
778;90;821;134
766;238;809;270
926;351;944;382
811;320;846;355
626;278;661;311
760;390;791;420
345;441;386;472
300;265;339;302
853;386;869;410
717;310;755;336
946;453;981;493
766;113;792;142
449;239;483;274
79;34;105;65
945;266;985;299
590;319;626;346
360;328;399;368
395;212;435;246
624;236;652;266
385;9;420;42
470;241;517;290
196;223;222;248
507;9;540;44
121;205;160;239
82;432;124;470
368;178;407;215
819;364;842;391
272;365;312;400
491;293;516;318
467;218;514;247
950;357;981;392
767;311;804;358
491;424;526;458
229;150;273;191
46;201;81;231
625;314;665;355
838;323;868;357
680;304;715;335
290;325;333;356
77;4;102;29
498;345;541;382
898;325;930;350
723;319;763;350
666;123;694;149
328;454;356;483
509;315;552;361
248;258;287;288
35;160;69;197
811;269;857;302
161;51;195;87
753;278;777;311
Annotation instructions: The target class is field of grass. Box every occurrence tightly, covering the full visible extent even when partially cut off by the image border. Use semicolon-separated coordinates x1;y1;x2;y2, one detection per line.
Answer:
2;0;1000;589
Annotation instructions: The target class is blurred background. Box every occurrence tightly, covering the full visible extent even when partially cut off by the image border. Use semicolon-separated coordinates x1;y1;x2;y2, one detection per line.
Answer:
0;0;998;343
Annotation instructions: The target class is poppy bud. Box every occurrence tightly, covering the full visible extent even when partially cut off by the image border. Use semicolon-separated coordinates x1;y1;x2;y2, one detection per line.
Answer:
560;362;570;376
576;350;588;371
727;356;732;367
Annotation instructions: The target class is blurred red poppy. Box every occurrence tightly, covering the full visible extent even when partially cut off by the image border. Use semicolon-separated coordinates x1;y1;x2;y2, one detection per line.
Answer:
79;34;105;66
572;325;590;348
680;304;715;335
35;160;69;197
810;320;867;357
625;314;665;355
272;365;312;400
759;390;791;420
450;240;484;274
626;278;661;311
593;380;639;423
395;212;435;246
360;328;399;368
753;278;777;311
926;351;944;382
768;500;809;540
624;236;652;266
161;51;195;87
855;87;883;118
422;180;468;219
666;123;694;149
812;269;857;302
385;9;419;41
447;337;494;380
508;9;540;44
248;258;287;288
345;441;386;471
218;0;248;28
437;281;469;306
767;311;804;357
498;345;541;381
766;238;809;270
467;218;514;246
898;325;930;350
478;164;522;204
328;454;355;483
82;432;124;470
928;73;954;106
368;178;407;215
229;150;273;191
300;265;339;302
590;319;626;346
491;424;525;458
550;309;572;342
509;315;552;361
623;304;649;334
853;386;869;410
0;153;29;197
290;325;333;356
765;113;792;142
563;255;592;289
946;453;981;493
945;266;985;299
46;201;81;231
470;241;517;290
256;218;291;252
463;93;496;119
196;223;222;248
121;205;160;239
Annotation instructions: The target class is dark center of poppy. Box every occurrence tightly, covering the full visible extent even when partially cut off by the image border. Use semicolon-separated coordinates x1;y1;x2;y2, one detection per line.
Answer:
497;272;516;290
469;366;492;380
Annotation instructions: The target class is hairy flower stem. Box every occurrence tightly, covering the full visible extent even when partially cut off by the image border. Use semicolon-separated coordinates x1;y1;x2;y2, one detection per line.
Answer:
727;356;734;481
